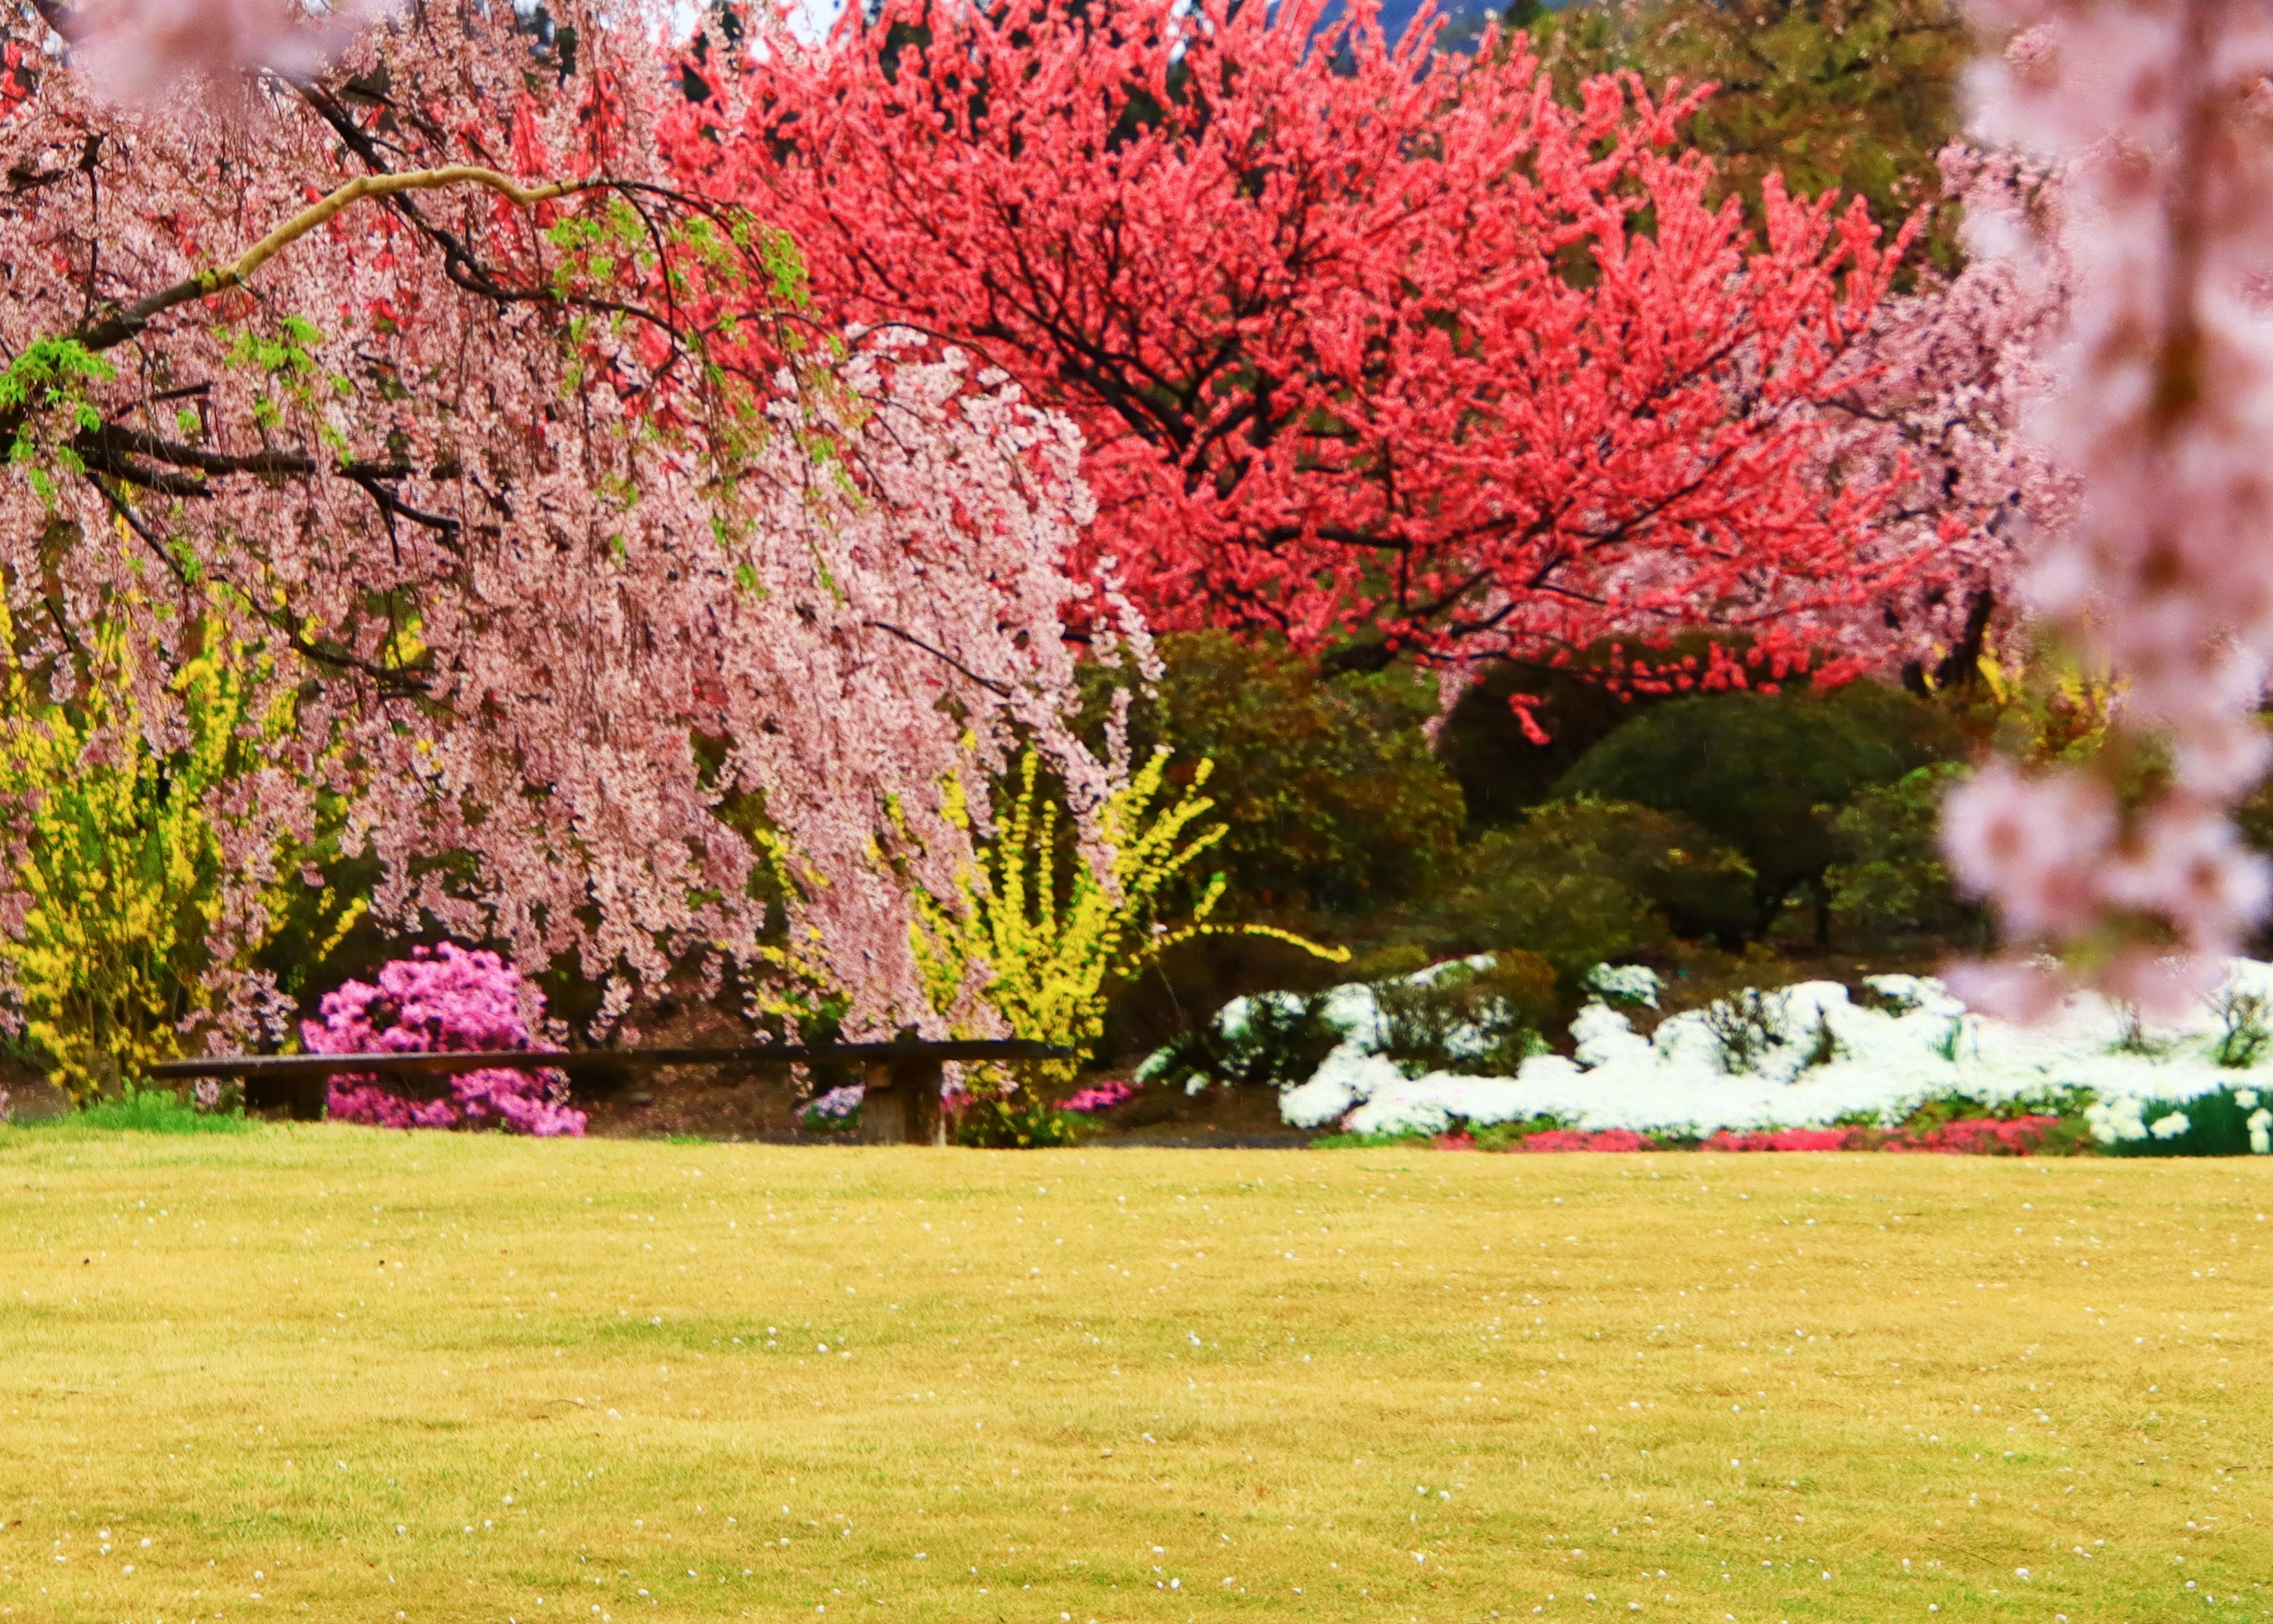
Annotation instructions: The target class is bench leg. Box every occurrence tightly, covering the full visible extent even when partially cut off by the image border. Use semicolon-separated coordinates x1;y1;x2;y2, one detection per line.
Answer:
908;1059;948;1146
861;1058;946;1146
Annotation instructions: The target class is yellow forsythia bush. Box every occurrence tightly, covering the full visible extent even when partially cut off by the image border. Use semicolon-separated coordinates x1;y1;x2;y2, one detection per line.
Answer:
0;597;360;1101
912;747;1342;1090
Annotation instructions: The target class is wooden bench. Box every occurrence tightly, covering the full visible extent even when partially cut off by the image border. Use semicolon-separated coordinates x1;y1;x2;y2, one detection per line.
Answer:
149;1039;1068;1146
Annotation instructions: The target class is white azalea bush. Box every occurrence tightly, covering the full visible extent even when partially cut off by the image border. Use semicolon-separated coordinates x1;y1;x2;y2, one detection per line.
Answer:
1142;955;2273;1151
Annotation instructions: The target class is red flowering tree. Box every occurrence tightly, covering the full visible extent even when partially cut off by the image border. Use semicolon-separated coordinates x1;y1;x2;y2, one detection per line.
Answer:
669;0;1921;687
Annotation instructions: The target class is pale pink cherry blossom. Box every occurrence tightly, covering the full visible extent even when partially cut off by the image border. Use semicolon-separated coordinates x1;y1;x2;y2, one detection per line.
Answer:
2101;803;2273;946
2093;945;2229;1023
0;4;1135;1045
1940;953;2069;1025
1807;144;2075;685
1940;762;2116;939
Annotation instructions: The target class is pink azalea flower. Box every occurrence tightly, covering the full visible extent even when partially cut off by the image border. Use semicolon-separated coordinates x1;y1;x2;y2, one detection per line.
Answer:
305;945;585;1137
1060;1080;1139;1114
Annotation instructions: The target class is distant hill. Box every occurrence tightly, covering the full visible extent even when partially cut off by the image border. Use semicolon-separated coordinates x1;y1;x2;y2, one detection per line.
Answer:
1330;0;1563;57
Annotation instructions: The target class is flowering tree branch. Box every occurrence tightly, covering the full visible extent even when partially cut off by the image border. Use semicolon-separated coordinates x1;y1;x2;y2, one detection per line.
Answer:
74;165;599;354
677;0;1929;690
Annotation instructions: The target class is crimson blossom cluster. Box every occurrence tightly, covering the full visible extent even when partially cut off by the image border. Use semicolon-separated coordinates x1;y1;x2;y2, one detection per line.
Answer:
677;0;1939;693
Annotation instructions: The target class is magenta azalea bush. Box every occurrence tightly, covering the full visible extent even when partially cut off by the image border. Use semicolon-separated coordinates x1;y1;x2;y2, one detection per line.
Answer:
305;945;585;1137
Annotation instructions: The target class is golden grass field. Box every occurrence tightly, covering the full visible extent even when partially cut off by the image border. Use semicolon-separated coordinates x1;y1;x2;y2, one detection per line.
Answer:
2;1127;2270;1623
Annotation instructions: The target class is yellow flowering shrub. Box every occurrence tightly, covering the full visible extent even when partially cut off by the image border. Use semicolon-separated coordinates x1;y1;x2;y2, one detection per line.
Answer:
0;599;360;1101
912;748;1344;1091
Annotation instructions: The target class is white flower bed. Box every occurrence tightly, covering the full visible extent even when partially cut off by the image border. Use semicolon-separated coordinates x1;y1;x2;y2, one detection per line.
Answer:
1164;957;2273;1142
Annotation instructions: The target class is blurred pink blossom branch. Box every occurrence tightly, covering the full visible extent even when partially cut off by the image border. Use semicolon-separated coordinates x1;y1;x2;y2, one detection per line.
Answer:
1941;0;2273;1017
59;0;389;105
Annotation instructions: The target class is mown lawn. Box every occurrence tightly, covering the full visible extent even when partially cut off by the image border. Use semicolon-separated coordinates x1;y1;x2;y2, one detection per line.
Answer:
2;1127;2269;1623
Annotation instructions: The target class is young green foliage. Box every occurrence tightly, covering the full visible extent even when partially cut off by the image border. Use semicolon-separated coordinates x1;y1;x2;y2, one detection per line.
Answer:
0;338;116;499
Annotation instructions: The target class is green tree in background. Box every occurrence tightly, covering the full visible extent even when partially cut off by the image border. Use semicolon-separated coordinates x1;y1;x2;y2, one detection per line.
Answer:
1553;688;1952;942
1518;0;1968;272
1099;633;1466;920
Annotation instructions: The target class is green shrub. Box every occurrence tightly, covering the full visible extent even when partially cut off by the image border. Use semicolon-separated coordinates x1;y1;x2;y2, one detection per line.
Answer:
951;1089;1084;1148
1553;688;1937;941
1422;841;1664;992
1518;798;1756;946
1092;632;1464;915
1421;799;1752;982
1141;990;1348;1093
1433;645;1963;833
1812;678;1972;772
1433;658;1671;828
1825;763;1985;939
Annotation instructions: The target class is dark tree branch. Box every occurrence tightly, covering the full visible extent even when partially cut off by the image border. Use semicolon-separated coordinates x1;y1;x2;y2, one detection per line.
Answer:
862;621;1013;697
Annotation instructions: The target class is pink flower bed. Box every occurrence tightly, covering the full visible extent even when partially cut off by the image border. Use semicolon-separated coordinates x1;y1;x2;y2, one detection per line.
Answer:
1623;1117;2065;1155
1881;1114;2062;1155
1514;1127;1657;1153
1403;1116;2071;1154
1702;1127;1856;1153
1061;1079;1140;1115
307;945;585;1137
